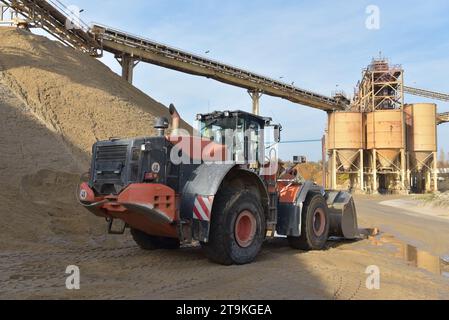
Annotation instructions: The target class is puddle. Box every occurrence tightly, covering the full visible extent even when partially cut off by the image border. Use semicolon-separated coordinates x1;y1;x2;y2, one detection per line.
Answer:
368;233;449;279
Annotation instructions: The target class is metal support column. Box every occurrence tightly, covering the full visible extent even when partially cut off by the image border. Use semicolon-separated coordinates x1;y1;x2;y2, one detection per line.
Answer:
1;5;6;22
331;149;337;190
401;149;407;191
116;54;139;84
0;4;12;24
359;149;364;192
322;136;327;188
248;90;262;116
406;152;411;190
426;170;431;193
433;152;438;192
372;149;378;193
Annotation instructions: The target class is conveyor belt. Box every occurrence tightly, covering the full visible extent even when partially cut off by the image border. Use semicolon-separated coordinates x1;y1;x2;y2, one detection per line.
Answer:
91;24;346;112
437;112;449;125
404;86;449;125
0;0;100;55
1;0;346;112
404;86;449;102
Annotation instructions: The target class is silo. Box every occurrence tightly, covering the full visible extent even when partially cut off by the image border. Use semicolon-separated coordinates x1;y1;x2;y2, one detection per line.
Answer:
405;103;438;193
366;110;406;193
327;112;365;191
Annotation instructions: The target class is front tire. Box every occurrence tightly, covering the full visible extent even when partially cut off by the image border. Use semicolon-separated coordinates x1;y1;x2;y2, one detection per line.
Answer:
288;193;330;251
131;228;180;250
201;189;266;265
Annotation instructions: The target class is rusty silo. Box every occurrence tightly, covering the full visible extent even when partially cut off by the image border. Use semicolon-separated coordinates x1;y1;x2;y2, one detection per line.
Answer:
366;110;406;193
325;57;441;194
327;111;365;191
405;103;438;193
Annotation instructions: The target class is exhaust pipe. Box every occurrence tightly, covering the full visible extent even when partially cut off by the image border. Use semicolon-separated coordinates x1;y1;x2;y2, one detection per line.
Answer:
154;117;169;137
169;103;180;135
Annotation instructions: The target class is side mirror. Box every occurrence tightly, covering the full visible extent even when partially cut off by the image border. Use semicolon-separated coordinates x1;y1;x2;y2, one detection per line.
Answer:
274;125;282;143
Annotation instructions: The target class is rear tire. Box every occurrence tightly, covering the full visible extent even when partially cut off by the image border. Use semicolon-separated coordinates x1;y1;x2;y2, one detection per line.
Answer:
131;228;180;250
201;189;266;265
288;193;330;251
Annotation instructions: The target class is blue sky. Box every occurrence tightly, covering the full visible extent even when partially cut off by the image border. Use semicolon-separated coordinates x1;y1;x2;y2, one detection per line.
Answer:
57;0;449;161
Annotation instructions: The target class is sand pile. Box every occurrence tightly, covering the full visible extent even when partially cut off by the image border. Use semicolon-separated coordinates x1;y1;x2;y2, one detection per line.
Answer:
294;162;323;184
0;28;187;249
425;191;449;208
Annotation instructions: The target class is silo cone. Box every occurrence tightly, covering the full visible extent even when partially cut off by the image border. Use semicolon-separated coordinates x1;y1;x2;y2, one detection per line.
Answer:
337;150;359;171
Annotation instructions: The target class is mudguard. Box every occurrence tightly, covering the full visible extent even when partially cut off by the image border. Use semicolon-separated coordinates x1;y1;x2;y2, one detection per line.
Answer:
181;163;269;242
277;182;359;239
277;181;325;237
297;181;326;205
180;163;235;242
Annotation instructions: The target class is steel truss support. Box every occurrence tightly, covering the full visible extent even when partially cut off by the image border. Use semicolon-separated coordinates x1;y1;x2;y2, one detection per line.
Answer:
372;149;378;193
368;149;407;194
433;152;438;192
359;149;364;192
408;152;438;193
331;150;337;190
353;59;403;113
115;54;139;84
0;4;9;22
248;90;263;116
401;149;407;191
328;149;364;192
0;3;27;28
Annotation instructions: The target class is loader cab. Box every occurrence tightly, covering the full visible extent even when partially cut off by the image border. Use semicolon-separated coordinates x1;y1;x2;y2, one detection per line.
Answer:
196;110;279;166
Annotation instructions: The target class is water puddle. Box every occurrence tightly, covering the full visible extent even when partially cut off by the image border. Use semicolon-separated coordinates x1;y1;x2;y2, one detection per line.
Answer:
367;232;449;279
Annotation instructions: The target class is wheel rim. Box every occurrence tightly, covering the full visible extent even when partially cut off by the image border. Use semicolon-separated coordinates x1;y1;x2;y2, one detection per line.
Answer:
313;208;326;237
235;210;257;248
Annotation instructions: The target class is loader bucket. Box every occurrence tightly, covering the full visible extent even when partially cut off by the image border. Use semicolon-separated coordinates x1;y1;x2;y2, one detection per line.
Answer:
325;191;359;239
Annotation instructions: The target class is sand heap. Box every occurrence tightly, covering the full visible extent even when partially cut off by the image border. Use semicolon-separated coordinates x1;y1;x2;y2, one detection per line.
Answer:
427;191;449;208
0;28;187;249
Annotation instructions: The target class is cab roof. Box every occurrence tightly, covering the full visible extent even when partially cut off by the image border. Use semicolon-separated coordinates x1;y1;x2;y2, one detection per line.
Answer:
196;110;272;127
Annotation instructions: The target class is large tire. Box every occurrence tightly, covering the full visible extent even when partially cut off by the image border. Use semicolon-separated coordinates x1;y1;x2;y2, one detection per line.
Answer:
288;193;330;251
131;228;180;250
201;189;266;265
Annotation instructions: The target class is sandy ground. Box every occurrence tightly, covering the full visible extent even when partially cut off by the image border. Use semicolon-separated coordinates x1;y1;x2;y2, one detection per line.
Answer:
355;195;449;258
1;223;448;300
0;28;448;300
380;198;449;221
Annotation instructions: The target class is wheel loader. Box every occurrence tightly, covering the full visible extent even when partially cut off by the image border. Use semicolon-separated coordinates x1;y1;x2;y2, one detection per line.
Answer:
78;104;359;265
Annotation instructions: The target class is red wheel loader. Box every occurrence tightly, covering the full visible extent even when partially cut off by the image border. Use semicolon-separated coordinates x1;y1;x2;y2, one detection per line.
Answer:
78;105;359;265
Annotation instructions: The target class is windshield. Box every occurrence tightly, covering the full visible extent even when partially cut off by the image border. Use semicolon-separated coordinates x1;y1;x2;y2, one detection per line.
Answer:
199;116;246;162
200;116;242;144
